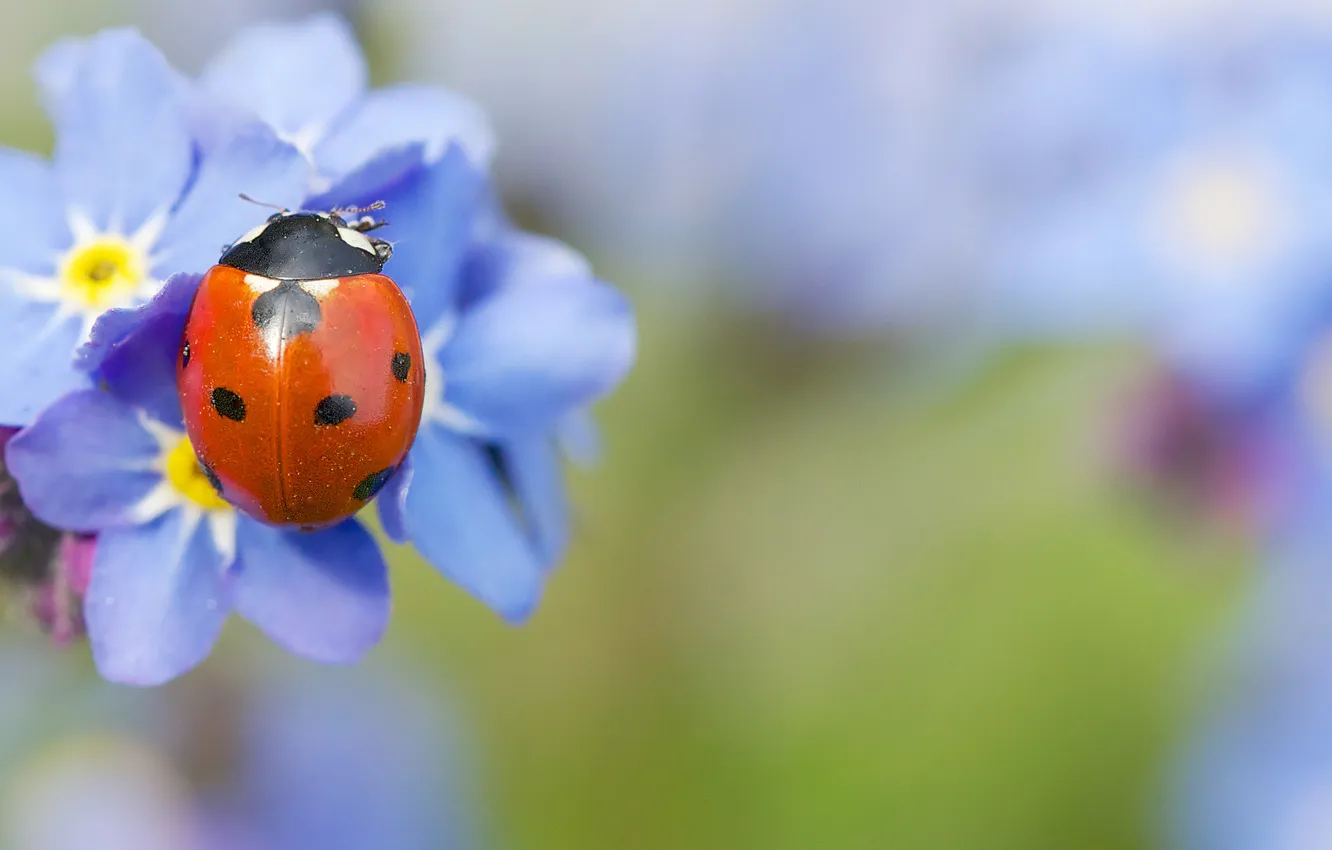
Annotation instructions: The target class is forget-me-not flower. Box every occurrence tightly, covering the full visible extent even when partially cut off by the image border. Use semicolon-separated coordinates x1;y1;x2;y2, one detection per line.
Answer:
0;29;311;426
6;274;391;685
978;26;1332;398
321;150;636;621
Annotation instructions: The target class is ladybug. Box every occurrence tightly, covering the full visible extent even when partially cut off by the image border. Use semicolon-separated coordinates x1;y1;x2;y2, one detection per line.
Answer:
177;209;425;529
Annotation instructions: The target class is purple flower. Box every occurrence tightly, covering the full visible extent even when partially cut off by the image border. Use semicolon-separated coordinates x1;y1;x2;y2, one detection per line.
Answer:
0;427;94;645
0;29;310;426
6;275;390;685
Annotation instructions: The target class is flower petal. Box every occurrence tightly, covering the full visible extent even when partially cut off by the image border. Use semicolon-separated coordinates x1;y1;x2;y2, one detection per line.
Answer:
85;511;230;685
317;83;496;176
460;230;591;303
36;29;192;234
0;149;66;272
198;14;364;153
405;427;545;621
232;519;389;664
0;298;88;427
318;146;485;329
496;435;569;568
441;272;636;436
375;455;413;544
151;124;311;277
305;143;426;210
7;389;163;530
81;273;200;428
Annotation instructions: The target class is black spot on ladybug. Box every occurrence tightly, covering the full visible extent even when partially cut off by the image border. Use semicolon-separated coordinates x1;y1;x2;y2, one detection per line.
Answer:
181;340;191;368
211;387;246;422
353;466;395;501
252;280;321;339
391;351;411;382
199;459;224;495
314;394;357;426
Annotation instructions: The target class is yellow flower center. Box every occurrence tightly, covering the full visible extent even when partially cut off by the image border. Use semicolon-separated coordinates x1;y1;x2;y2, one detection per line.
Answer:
59;238;147;309
164;437;230;512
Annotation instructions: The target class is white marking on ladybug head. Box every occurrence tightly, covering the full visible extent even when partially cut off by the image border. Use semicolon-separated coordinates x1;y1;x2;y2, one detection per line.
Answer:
303;279;340;297
335;224;376;256
243;274;281;294
231;221;269;247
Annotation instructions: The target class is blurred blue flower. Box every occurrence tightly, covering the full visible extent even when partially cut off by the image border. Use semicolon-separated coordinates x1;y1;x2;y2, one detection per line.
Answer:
980;26;1332;398
1172;499;1332;850
0;652;472;850
6;275;391;686
399;0;986;335
323;153;636;620
194;14;494;193
0;28;310;426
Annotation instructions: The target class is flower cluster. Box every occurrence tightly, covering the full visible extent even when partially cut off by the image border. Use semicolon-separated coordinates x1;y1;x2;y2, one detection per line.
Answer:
0;16;635;685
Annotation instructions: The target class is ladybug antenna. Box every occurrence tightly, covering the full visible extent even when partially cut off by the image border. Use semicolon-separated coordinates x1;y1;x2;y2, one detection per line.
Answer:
238;193;289;213
333;200;386;217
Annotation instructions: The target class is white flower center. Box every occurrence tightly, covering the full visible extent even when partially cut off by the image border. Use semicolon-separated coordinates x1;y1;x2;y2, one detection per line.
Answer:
1152;149;1288;285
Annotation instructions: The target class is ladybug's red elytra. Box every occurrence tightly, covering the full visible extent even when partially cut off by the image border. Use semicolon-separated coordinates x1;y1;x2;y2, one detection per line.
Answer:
177;210;425;529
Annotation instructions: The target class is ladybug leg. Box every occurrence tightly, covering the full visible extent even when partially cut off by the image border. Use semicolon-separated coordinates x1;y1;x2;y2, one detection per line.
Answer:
350;216;390;234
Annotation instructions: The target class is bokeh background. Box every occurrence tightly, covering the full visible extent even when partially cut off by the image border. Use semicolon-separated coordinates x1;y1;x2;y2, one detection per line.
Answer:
10;0;1332;848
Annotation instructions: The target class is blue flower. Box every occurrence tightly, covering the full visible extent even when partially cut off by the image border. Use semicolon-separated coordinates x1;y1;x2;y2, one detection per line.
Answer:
323;151;636;621
1172;501;1332;850
0;29;311;426
395;0;985;335
0;652;472;850
979;27;1332;398
5;274;391;686
194;14;494;193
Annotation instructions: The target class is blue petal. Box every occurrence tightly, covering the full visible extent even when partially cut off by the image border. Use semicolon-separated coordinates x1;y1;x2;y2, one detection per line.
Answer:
85;511;231;685
460;230;591;304
0;298;88;427
441;273;636;436
232;519;389;664
152;124;311;277
557;409;602;466
305;143;427;211
405;427;545;621
317;83;496;177
79;272;199;375
36;29;192;234
198;14;364;152
0;149;67;272
375;455;413;544
81;273;200;427
318;145;484;329
498;435;569;568
7;389;163;530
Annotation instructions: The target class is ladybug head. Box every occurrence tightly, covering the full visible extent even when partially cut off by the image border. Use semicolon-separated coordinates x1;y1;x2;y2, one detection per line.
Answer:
219;210;392;280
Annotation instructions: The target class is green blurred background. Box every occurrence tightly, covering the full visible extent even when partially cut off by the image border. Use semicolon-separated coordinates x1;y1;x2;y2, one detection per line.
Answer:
383;316;1248;849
